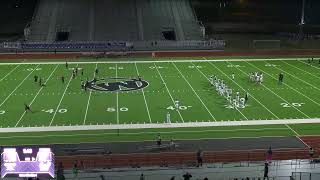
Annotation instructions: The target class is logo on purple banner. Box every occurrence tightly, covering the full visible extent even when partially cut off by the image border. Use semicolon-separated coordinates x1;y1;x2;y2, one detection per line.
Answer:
1;147;54;178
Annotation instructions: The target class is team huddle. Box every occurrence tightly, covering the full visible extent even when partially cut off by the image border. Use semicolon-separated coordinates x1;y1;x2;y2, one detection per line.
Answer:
210;75;248;109
249;72;263;84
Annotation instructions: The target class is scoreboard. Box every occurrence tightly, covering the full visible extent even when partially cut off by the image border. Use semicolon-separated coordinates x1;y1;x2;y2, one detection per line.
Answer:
1;147;54;178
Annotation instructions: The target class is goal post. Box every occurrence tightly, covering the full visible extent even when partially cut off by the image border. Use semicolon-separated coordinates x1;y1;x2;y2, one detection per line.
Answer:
253;40;281;50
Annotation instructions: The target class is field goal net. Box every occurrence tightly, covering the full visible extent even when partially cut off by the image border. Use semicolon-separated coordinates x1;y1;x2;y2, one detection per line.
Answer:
253;40;281;50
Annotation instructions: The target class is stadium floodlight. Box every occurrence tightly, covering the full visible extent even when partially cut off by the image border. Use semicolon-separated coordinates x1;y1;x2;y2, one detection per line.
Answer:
300;0;306;25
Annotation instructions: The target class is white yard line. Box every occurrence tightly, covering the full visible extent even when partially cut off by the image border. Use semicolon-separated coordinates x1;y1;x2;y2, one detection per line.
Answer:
0;64;21;82
284;124;310;148
134;62;152;123
0;64;40;108
245;62;311;118
298;59;320;70
214;61;279;119
282;60;320;81
172;62;216;121
116;64;119;124
247;61;320;108
83;63;98;125
273;62;320;92
49;64;78;126
153;62;184;122
0;58;310;66
0;118;320;133
285;124;300;136
15;64;59;127
204;61;249;120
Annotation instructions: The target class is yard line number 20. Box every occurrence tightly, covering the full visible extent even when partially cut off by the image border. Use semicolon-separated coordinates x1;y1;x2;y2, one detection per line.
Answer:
280;103;305;108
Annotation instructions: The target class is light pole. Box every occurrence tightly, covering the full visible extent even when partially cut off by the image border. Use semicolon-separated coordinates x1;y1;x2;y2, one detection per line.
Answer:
298;0;306;39
300;0;305;25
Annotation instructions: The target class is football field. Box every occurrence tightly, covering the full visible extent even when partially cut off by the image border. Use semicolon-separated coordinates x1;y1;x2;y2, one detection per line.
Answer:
0;57;320;145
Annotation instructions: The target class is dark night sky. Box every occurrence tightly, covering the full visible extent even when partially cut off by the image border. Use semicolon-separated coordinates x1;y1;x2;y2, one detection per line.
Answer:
192;0;320;25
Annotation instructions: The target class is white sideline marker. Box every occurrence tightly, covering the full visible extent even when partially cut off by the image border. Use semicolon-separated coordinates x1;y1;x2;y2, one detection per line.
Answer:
0;118;320;133
0;57;311;66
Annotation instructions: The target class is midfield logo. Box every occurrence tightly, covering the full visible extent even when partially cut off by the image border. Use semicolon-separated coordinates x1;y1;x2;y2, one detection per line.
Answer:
87;77;149;92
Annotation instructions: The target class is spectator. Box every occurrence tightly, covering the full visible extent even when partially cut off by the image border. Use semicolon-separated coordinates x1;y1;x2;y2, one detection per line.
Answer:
72;163;78;178
156;133;162;146
170;176;175;180
309;147;315;161
197;149;203;167
183;172;192;180
204;177;209;180
80;161;84;169
140;173;145;180
266;146;272;162
57;162;65;180
263;162;269;180
170;139;176;150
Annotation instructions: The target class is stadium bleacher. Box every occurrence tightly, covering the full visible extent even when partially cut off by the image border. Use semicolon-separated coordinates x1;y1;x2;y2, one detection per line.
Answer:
27;0;202;42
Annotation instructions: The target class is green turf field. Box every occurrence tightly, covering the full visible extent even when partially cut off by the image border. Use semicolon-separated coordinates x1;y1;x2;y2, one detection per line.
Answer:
0;57;319;145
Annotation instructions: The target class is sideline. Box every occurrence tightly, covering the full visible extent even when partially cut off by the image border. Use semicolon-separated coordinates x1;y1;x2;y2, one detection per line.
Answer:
1;118;320;133
0;58;310;65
